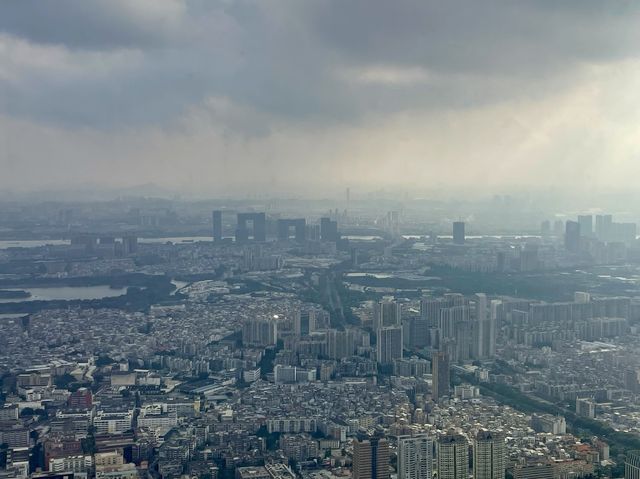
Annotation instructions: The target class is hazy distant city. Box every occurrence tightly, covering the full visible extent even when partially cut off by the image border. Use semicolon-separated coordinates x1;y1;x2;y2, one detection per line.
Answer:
3;2;640;479
1;196;640;479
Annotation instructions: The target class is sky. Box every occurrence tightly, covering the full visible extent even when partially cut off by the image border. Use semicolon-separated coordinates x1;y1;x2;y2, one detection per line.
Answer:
1;0;640;198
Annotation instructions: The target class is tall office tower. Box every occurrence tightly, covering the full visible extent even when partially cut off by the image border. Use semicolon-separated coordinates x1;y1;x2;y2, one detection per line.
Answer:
577;215;593;237
212;210;222;241
320;217;339;242
253;212;267;242
431;352;450;399
553;220;564;236
374;300;402;330
540;220;551;237
472;293;490;360
293;310;301;337
473;431;506;479
625;451;640;479
406;317;430;348
123;236;138;255
564;221;581;252
603;214;613;238
437;434;469;479
353;434;390;479
236;212;267;243
397;434;433;479
595;214;614;241
452;222;465;245
387;211;400;237
277;218;307;242
376;326;403;366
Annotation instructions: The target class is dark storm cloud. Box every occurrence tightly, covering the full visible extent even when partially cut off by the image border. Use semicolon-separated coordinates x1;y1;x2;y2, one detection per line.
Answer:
1;0;640;129
0;0;185;49
308;0;640;74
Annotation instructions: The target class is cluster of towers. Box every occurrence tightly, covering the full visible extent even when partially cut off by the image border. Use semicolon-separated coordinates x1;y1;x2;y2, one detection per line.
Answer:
211;211;339;243
352;430;506;479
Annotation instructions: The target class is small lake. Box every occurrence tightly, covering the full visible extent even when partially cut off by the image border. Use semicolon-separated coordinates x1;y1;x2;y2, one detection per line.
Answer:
0;285;128;303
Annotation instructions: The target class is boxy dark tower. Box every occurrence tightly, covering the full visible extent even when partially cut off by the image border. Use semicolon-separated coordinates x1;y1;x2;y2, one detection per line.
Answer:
212;210;222;242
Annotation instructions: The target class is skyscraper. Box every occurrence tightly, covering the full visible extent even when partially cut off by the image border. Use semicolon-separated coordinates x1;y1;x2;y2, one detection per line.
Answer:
376;326;403;366
564;221;580;252
277;218;307;242
374;300;402;330
540;220;551;237
453;222;465;245
320;217;339;242
326;329;356;360
577;215;593;238
489;300;500;357
437;434;468;479
432;352;450;399
397;434;433;479
625;450;640;479
420;297;448;328
236;212;266;243
473;431;506;479
352;434;390;479
472;293;488;360
212;210;222;241
595;214;613;242
122;236;138;255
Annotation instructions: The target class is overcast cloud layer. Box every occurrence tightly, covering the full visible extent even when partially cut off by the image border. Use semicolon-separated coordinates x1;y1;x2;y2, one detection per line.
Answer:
1;0;640;196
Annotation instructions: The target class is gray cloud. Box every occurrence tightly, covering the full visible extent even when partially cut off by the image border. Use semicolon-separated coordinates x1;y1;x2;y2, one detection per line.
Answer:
2;1;640;194
2;0;639;129
0;0;187;49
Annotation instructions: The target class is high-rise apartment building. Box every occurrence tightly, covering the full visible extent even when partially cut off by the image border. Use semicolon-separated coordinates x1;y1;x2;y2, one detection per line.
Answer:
374;300;402;330
564;221;580;252
595;214;613;241
376;326;403;366
625;451;640;479
473;431;506;479
577;215;593;238
472;293;495;360
352;434;390;479
437;434;468;479
242;317;278;346
397;434;433;479
327;329;356;360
